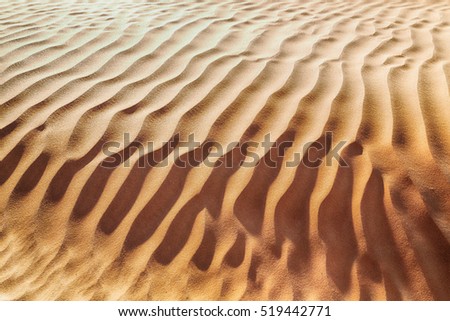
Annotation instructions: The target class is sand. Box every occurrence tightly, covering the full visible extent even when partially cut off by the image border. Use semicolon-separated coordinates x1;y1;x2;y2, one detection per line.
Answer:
0;0;449;300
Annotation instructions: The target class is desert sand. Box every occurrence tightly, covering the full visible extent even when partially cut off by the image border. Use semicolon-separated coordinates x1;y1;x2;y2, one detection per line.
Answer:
0;0;449;300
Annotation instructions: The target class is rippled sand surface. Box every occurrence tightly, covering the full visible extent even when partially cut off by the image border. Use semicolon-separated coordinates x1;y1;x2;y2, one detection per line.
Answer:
0;0;449;300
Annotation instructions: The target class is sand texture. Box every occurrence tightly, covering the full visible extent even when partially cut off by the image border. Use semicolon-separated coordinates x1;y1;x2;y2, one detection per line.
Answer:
0;0;449;300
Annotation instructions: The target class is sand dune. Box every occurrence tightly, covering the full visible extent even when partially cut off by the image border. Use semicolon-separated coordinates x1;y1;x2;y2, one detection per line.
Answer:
0;0;449;300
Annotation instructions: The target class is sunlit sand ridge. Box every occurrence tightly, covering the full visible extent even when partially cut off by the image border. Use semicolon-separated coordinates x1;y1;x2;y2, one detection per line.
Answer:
0;0;449;300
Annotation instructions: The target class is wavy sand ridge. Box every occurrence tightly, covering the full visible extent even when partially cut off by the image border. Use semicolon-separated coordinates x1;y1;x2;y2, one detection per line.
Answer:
0;0;449;300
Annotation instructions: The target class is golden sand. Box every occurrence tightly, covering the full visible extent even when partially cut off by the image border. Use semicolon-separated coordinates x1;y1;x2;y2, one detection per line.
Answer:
0;0;449;300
